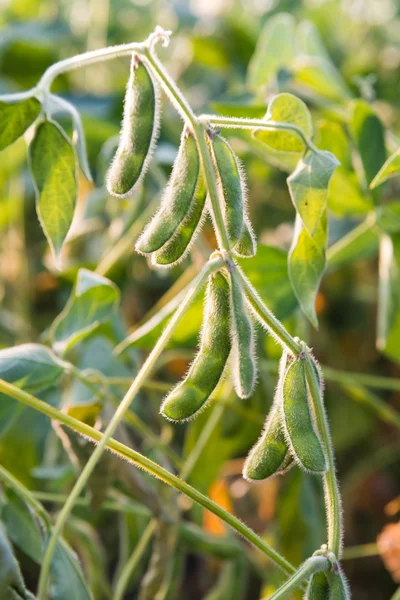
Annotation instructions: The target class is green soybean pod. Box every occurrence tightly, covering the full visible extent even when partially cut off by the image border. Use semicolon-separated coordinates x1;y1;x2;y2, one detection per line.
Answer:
243;352;291;481
229;267;256;398
305;572;330;599
210;134;245;247
107;57;159;198
161;272;231;421
233;216;257;258
136;132;201;254
282;358;328;474
152;173;207;267
328;570;350;600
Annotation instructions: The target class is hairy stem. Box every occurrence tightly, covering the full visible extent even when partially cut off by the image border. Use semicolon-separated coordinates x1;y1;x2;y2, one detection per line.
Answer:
37;257;223;599
0;378;296;576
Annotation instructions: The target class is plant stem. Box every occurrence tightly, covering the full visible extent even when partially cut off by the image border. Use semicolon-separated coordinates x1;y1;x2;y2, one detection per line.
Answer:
200;115;318;153
37;257;223;599
114;519;157;600
304;350;343;558
263;556;330;600
0;378;296;576
237;267;301;355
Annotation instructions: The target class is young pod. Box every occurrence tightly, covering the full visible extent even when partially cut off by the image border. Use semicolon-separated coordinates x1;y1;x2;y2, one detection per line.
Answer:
305;572;330;599
229;267;256;398
243;352;292;481
152;173;207;267
233;216;257;258
161;272;231;421
328;569;350;600
136;131;202;254
107;57;159;198
281;358;328;474
209;134;245;247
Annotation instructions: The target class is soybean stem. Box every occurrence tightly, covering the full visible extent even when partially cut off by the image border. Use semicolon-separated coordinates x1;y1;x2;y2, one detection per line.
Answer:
263;556;330;600
36;256;223;599
0;378;296;576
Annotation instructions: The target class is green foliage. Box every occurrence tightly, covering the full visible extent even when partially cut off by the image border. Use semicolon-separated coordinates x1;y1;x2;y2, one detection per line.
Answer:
0;344;66;393
0;98;41;152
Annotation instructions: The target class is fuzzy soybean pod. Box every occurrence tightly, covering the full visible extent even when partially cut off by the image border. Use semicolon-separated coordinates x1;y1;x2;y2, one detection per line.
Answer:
152;173;207;267
161;272;231;421
282;358;328;474
305;572;330;599
136;132;202;254
210;134;245;247
243;352;293;481
233;217;257;258
229;267;256;398
328;570;350;600
107;57;159;198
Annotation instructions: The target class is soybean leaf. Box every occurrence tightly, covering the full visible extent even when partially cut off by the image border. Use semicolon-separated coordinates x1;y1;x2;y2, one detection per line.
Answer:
288;150;339;236
377;234;400;363
350;100;386;192
49;540;93;600
377;203;400;233
0;343;66;394
327;221;379;268
49;269;120;355
0;98;41;152
29;119;77;265
370;148;400;189
1;487;44;563
289;212;327;328
253;92;312;153
0;523;35;599
238;245;298;320
247;13;295;92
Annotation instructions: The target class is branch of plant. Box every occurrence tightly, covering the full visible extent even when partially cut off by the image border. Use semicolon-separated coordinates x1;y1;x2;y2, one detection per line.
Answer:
0;377;297;576
262;556;330;600
36;256;224;599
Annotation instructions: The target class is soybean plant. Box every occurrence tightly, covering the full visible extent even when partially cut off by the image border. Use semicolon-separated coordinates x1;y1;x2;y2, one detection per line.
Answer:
0;25;353;600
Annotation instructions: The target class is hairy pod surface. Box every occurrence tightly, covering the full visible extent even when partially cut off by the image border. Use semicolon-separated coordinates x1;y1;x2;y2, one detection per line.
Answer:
107;57;159;198
152;173;207;266
305;572;330;599
328;570;350;600
282;358;328;473
233;216;257;258
243;352;291;481
229;268;256;398
210;134;245;247
136;132;201;254
161;272;231;421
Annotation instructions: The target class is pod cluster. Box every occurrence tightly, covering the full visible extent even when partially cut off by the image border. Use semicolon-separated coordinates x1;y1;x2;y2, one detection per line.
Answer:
305;566;350;599
243;350;328;481
161;266;258;421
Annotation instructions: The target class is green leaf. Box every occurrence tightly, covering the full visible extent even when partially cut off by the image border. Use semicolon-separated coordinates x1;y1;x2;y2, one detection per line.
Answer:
238;245;298;320
253;92;312;153
289;213;327;328
288;150;339;236
247;13;295;92
0;98;41;152
327;219;379;268
0;344;66;394
350;100;386;192
377;234;400;363
49;540;93;600
370;148;400;189
49;269;120;355
377;203;400;233
0;523;35;599
1;487;44;563
28;120;77;266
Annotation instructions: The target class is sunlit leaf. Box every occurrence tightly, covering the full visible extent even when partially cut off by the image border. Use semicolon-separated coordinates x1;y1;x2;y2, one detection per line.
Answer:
288;212;327;327
247;13;295;92
350;100;386;192
0;344;66;394
0;97;41;152
49;269;120;355
29;119;77;266
288;150;339;236
253;92;312;153
370;148;400;189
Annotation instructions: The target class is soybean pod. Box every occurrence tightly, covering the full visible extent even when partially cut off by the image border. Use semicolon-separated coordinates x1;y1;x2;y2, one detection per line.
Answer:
107;56;159;198
136;131;201;254
229;266;256;398
152;173;207;267
281;358;328;474
210;134;245;248
161;272;231;421
305;572;330;599
233;216;257;258
328;570;350;600
243;352;293;481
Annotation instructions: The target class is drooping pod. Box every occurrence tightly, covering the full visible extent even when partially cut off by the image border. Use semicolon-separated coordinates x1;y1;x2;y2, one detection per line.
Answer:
107;56;159;198
243;352;293;481
136;131;202;254
209;134;245;248
161;272;231;421
228;266;256;398
281;357;328;474
152;173;207;267
305;572;330;599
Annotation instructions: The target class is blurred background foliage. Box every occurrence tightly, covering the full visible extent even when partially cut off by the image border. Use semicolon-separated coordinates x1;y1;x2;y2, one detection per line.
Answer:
0;0;400;598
